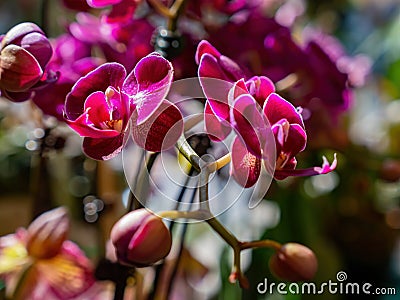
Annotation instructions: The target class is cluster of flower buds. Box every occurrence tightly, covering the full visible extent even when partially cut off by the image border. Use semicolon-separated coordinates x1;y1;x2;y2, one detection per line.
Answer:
0;22;56;102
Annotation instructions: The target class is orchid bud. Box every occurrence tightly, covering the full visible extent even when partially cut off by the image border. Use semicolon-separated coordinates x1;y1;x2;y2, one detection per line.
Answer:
379;159;400;182
110;209;172;267
26;207;69;259
269;243;318;281
0;22;53;101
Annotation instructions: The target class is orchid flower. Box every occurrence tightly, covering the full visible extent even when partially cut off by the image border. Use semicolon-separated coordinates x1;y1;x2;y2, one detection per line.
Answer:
64;52;183;160
0;208;95;300
196;40;337;187
86;0;141;23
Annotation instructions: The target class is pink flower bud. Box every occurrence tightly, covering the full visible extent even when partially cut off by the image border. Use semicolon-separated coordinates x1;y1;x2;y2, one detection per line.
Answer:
110;209;172;267
26;207;69;259
269;243;318;281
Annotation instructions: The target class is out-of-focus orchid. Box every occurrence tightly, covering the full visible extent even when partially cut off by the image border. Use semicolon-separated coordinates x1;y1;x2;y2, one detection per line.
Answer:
69;13;154;73
0;22;56;102
204;13;360;119
0;207;95;300
64;52;183;160
32;34;102;121
86;0;141;23
110;209;172;267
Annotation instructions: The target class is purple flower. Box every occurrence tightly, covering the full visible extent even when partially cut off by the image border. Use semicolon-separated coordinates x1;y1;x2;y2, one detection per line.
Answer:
69;13;154;72
0;208;96;300
196;40;246;141
203;13;357;119
65;53;183;160
196;40;336;187
0;22;56;102
32;34;102;121
230;89;337;186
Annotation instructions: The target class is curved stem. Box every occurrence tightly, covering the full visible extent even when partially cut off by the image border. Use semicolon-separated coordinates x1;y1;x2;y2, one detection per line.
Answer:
213;153;231;171
167;0;188;31
176;135;201;171
126;149;146;212
240;240;282;251
147;0;174;18
166;185;197;298
158;209;211;220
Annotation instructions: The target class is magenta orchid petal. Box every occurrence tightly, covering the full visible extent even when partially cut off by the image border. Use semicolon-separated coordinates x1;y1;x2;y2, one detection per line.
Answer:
283;123;307;155
86;0;122;8
0;45;42;92
195;40;221;64
198;53;229;81
230;78;249;100
231;94;268;158
218;55;245;82
272;120;307;156
199;76;232;122
84;91;113;126
275;154;337;179
204;101;232;141
131;53;173;93
124;53;173;124
102;1;138;23
65;62;126;120
83;135;125;160
131;99;183;152
195;40;222;64
246;76;275;107
263;93;304;128
65;111;121;138
231;136;261;188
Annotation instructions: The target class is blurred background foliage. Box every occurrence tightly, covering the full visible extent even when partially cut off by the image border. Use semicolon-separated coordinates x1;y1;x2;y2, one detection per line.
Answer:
1;0;400;299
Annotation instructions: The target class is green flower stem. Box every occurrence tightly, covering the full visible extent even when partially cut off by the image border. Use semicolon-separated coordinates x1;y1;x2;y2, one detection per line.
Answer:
147;0;173;18
176;135;201;171
147;0;188;31
174;135;282;289
168;0;188;31
240;240;282;251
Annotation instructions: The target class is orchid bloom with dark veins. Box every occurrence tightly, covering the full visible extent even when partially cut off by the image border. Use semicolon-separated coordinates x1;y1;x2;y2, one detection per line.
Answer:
64;52;183;160
196;40;337;187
